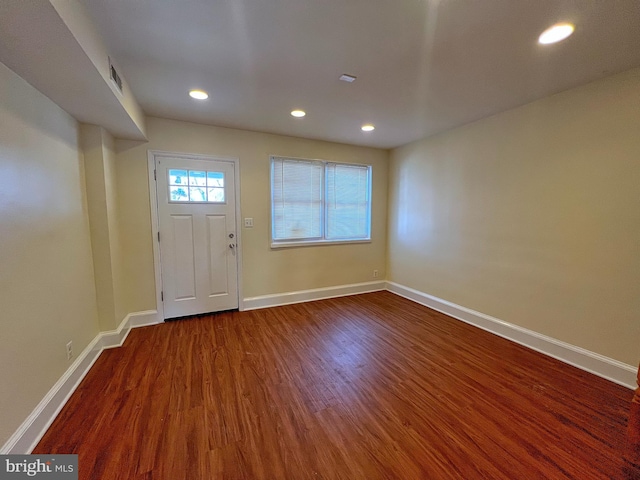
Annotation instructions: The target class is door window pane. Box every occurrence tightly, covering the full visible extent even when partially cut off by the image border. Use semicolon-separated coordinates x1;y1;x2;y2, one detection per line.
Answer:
189;170;207;186
169;186;189;202
168;169;226;203
207;171;224;187
189;186;207;201
169;169;188;185
208;187;225;202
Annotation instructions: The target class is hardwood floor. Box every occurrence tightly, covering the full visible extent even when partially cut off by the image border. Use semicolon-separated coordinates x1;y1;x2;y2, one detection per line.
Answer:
34;291;633;479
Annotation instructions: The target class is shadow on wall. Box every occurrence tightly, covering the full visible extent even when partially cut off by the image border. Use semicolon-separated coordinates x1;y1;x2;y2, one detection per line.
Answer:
115;139;148;153
0;63;77;148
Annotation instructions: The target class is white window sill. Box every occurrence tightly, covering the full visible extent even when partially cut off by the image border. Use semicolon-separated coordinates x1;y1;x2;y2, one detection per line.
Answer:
271;238;372;249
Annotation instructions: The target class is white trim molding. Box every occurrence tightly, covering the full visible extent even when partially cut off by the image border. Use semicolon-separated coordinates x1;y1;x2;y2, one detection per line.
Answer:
386;281;636;390
243;281;386;311
101;310;160;349
0;310;160;454
0;336;103;454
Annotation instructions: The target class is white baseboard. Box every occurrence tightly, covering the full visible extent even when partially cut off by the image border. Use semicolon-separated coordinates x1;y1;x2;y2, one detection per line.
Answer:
0;336;103;454
386;281;637;390
128;310;161;328
101;310;160;349
0;310;159;454
243;281;386;311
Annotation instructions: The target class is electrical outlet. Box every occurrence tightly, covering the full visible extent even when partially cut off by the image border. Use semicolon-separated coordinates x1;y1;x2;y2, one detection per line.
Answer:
373;269;379;278
66;341;73;360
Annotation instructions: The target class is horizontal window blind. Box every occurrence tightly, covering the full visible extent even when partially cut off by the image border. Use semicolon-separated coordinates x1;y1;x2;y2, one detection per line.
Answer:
271;158;323;240
271;156;372;245
326;163;370;240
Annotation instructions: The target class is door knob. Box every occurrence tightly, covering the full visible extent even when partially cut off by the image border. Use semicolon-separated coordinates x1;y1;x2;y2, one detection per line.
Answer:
229;233;234;238
229;243;235;249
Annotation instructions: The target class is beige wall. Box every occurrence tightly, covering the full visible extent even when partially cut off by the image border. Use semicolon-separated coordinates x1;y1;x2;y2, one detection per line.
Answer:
81;125;126;330
103;133;128;324
0;62;99;446
116;117;389;312
388;68;640;366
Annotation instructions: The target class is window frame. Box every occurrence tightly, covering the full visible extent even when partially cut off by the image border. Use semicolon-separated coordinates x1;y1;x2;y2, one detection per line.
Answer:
270;155;372;248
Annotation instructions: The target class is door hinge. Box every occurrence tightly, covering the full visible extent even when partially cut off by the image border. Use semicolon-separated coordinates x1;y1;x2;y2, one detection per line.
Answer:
157;231;160;242
161;291;164;302
154;169;157;181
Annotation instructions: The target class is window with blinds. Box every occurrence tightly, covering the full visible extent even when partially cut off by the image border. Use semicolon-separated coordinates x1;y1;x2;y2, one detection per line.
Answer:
271;157;372;245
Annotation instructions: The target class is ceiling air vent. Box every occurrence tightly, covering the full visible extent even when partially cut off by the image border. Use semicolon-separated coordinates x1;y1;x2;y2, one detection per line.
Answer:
108;57;123;93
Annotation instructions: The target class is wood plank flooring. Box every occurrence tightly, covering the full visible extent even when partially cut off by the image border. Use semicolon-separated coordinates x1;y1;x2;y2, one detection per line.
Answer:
34;291;633;479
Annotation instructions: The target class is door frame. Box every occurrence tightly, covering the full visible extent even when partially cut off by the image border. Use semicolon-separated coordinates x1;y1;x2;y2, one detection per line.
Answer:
147;150;244;322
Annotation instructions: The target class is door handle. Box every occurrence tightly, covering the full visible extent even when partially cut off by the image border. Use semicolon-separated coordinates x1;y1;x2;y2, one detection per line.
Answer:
229;243;236;249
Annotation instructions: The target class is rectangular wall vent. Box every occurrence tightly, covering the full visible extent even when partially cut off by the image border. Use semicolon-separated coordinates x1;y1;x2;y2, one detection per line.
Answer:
108;57;123;93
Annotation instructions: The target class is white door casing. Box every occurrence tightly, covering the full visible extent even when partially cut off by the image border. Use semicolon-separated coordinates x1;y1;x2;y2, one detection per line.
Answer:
154;154;239;319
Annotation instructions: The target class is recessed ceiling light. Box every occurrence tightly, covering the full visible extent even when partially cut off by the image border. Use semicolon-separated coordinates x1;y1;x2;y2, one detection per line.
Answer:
339;74;357;83
291;110;306;117
361;124;375;132
538;23;575;45
189;89;209;100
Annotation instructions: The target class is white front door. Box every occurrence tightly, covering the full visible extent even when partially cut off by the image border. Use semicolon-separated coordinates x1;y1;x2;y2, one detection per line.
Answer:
156;155;238;319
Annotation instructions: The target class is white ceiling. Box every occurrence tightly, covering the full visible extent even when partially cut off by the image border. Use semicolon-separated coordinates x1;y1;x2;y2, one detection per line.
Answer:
67;1;640;148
